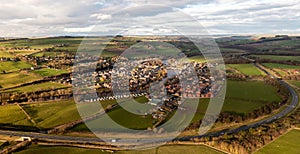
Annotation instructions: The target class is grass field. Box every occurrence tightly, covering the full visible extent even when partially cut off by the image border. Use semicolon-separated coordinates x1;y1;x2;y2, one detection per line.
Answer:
20;98;125;129
16;145;108;154
191;80;282;123
9;50;40;56
252;55;300;62
32;51;65;57
21;100;81;128
0;72;42;88
262;63;299;69
0;104;32;126
72;103;154;131
227;64;266;76
0;61;32;73
33;68;68;77
1;82;70;93
188;56;206;62
0;51;14;58
287;80;300;89
225;80;282;103
16;144;223;154
255;129;300;154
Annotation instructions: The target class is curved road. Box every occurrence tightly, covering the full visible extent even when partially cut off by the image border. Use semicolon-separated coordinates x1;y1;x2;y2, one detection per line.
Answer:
0;63;298;145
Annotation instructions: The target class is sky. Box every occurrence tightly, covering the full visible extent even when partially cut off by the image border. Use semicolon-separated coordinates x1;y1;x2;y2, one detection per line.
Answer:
0;0;299;37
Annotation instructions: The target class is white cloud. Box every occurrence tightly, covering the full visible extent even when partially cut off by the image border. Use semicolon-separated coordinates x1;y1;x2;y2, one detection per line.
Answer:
90;13;112;20
64;25;95;32
0;0;299;37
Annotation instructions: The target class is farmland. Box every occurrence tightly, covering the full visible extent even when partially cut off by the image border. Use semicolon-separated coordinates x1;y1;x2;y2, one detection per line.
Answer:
0;104;32;126
0;72;42;89
226;64;266;76
21;100;81;128
188;56;206;62
252;55;300;62
262;63;299;69
191;80;282;123
1;82;70;93
255;129;300;154
72;103;154;131
0;51;14;58
287;80;300;89
16;145;108;154
0;61;32;73
33;68;69;77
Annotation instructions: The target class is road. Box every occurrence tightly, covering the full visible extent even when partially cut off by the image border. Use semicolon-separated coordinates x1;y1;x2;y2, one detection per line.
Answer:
0;62;298;146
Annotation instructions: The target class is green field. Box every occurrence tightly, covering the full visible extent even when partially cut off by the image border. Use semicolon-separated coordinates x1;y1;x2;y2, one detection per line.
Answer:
262;63;299;69
0;38;82;50
21;100;81;128
288;80;300;89
227;64;266;76
226;80;282;103
72;102;154;131
33;68;68;77
16;145;107;154
17;144;223;154
32;51;65;57
191;80;282;123
1;82;70;93
0;61;32;73
252;55;300;62
188;56;206;62
0;72;42;88
9;50;39;56
0;98;127;129
0;104;32;126
255;129;300;154
0;51;14;58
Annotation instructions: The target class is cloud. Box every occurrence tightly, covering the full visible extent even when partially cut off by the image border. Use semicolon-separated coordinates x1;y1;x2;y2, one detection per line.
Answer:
64;25;96;32
0;0;299;37
90;14;112;20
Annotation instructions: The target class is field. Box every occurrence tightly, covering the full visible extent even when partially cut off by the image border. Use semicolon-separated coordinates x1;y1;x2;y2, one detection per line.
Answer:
252;55;300;62
0;38;83;51
32;51;64;57
0;61;32;73
0;72;42;88
262;63;299;69
191;80;282;123
287;80;300;89
0;51;14;58
16;145;107;154
1;82;70;93
8;50;40;56
188;56;206;62
227;64;266;76
225;80;282;103
0;104;32;126
21;100;81;128
16;144;223;154
72;100;154;132
255;129;300;154
0;98;129;129
33;68;69;77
